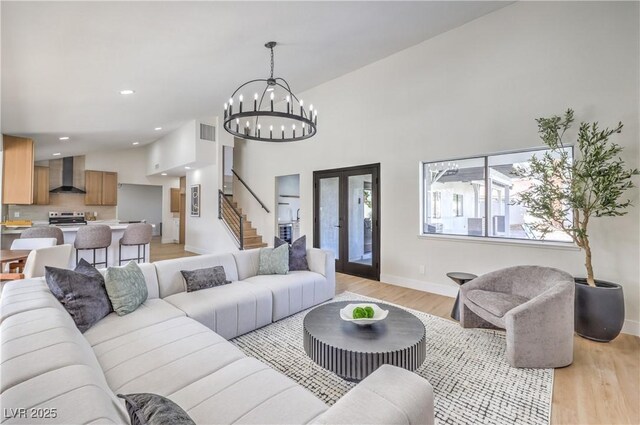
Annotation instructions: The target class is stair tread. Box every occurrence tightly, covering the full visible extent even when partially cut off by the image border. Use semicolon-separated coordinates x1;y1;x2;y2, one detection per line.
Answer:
219;195;267;250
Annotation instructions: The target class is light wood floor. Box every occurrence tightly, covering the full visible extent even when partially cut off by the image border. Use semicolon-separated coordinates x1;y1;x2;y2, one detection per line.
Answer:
150;237;197;262
336;273;640;425
149;241;640;425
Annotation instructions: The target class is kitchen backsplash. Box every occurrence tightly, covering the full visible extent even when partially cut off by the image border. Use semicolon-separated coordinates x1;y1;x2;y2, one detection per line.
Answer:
6;193;116;222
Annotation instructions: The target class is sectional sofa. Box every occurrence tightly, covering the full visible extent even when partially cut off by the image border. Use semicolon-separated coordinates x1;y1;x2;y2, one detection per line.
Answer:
0;248;434;425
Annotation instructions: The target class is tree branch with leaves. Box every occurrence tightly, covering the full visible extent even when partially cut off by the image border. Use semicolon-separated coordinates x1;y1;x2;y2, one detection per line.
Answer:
515;109;638;286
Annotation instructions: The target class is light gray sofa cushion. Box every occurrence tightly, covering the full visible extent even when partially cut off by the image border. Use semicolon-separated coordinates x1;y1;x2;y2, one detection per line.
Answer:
83;298;186;347
0;279;128;424
155;254;239;298
0;365;129;425
0;279;67;322
233;248;261;280
243;271;331;322
93;318;245;395
163;282;273;339
310;365;434;425
170;357;328;425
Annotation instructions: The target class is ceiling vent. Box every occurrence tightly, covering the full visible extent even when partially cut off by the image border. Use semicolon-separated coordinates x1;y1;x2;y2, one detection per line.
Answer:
200;123;216;142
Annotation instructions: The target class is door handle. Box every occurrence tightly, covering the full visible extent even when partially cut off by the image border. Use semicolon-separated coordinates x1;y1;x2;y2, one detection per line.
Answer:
334;225;342;228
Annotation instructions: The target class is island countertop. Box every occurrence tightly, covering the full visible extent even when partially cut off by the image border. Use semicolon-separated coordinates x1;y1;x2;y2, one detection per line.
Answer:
1;222;152;266
1;222;152;234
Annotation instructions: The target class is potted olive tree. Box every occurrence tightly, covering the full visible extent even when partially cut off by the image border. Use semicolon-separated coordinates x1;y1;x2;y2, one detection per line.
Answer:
515;109;638;342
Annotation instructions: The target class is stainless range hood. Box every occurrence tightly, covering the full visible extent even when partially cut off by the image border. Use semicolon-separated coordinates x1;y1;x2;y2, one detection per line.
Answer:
50;156;86;193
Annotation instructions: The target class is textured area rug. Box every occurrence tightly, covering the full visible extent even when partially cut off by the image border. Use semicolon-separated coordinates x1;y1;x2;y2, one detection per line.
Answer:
231;292;553;425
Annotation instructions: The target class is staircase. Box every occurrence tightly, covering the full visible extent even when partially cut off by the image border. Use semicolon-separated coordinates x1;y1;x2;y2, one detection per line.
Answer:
219;192;267;249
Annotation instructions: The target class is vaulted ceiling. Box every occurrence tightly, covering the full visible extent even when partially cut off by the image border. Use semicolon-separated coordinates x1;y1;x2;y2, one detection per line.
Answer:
1;1;509;160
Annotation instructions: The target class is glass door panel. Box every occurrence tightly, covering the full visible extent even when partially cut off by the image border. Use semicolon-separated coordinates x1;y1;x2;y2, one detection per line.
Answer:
314;164;380;280
347;174;373;266
318;176;340;260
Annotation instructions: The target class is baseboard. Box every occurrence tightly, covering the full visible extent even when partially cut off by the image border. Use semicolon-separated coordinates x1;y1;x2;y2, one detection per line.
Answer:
379;274;458;298
184;245;211;255
622;319;639;337
161;238;177;244
380;273;640;337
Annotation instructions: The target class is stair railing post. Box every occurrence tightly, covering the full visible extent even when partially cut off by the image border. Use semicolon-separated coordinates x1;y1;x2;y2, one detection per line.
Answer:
239;215;244;250
218;191;222;220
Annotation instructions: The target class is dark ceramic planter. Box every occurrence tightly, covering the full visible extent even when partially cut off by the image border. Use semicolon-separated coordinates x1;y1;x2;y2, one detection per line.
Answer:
574;278;625;342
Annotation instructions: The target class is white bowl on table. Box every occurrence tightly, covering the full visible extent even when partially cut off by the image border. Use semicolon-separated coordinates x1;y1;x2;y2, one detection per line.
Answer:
339;303;389;326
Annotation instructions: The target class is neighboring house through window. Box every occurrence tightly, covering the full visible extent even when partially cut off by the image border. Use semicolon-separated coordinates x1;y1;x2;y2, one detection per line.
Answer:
421;147;573;243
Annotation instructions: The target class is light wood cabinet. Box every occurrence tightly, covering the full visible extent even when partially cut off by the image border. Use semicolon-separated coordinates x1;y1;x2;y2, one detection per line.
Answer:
33;166;50;205
170;188;180;212
101;172;118;206
85;170;118;206
2;135;34;205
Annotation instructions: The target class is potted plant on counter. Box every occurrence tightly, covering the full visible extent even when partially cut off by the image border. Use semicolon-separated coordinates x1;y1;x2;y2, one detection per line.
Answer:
515;108;638;342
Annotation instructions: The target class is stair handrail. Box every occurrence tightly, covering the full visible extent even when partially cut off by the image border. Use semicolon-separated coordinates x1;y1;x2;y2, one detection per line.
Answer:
218;190;244;250
231;169;270;213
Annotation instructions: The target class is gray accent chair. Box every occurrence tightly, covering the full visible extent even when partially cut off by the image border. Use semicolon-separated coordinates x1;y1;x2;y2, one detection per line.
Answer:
21;226;65;245
460;265;574;368
119;223;153;265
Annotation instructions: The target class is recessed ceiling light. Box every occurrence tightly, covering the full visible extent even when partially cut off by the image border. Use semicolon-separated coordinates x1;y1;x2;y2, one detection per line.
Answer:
154;127;162;131
161;172;168;176
52;152;61;156
184;166;191;170
59;136;69;141
132;142;139;145
120;89;135;95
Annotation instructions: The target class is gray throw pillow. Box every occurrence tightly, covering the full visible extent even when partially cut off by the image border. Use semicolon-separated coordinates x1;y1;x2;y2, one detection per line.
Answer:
274;235;309;271
117;393;195;425
181;266;231;292
258;244;289;275
45;259;113;333
105;261;148;316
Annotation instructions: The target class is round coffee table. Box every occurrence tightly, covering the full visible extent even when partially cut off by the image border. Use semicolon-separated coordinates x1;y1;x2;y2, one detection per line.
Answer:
303;301;426;381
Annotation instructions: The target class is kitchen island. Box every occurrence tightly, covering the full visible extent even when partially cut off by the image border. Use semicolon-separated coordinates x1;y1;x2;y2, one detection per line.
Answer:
1;222;152;268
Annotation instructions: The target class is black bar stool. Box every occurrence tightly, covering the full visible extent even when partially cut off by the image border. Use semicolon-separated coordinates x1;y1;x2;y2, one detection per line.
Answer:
74;225;112;267
119;223;153;265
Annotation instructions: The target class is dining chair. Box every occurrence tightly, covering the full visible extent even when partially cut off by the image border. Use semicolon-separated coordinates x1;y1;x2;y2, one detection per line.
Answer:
7;238;58;273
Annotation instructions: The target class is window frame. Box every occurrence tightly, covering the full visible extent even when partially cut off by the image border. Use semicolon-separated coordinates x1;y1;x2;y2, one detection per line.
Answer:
419;145;575;246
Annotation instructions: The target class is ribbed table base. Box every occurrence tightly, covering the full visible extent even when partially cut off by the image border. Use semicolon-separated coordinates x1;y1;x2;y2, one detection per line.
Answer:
303;324;426;381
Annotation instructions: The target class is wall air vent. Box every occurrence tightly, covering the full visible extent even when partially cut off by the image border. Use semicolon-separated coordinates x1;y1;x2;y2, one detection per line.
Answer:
200;123;216;142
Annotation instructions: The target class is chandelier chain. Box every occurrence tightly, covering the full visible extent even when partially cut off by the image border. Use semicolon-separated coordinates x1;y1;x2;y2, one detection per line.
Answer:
270;46;275;78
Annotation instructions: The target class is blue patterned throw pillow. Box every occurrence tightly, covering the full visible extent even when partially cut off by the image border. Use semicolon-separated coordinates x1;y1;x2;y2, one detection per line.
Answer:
105;261;148;316
258;244;289;275
117;393;195;425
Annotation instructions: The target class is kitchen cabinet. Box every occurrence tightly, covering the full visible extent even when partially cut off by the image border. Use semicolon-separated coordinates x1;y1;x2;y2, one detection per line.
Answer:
170;188;180;212
33;166;50;205
85;170;118;206
2;135;34;205
101;172;118;206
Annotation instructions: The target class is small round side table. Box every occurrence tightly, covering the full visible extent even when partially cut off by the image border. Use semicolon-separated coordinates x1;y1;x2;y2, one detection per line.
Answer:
447;272;478;321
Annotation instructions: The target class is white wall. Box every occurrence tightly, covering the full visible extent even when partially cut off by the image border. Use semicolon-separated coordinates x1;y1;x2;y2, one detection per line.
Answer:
184;125;239;254
84;146;180;243
118;184;163;235
147;121;197;175
234;2;640;333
